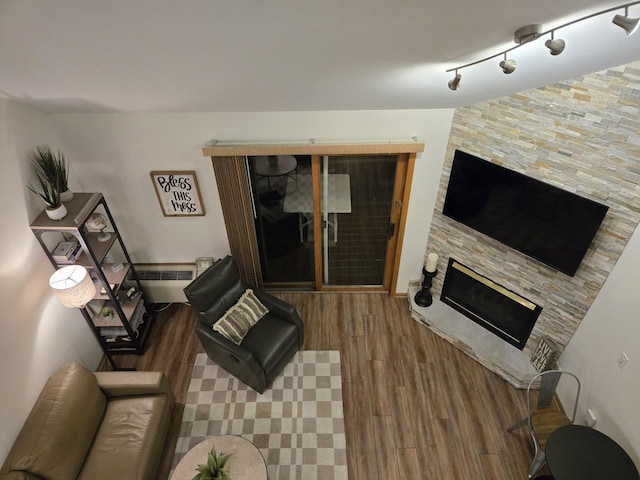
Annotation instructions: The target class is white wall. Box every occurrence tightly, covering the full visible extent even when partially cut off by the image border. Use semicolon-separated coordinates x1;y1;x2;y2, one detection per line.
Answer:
3;104;639;471
50;110;454;293
0;99;102;463
0;107;453;464
558;222;640;466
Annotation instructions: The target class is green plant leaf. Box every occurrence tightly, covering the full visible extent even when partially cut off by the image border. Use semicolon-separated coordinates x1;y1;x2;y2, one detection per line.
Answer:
192;447;233;479
207;449;219;471
27;173;61;207
26;145;68;207
28;145;69;196
192;465;214;480
217;453;232;469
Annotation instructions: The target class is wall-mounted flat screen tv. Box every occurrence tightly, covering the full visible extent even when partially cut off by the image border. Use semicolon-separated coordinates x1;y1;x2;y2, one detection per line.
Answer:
442;149;609;276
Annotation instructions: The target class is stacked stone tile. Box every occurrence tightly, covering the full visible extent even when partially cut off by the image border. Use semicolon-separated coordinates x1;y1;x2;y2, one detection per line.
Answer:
426;62;640;360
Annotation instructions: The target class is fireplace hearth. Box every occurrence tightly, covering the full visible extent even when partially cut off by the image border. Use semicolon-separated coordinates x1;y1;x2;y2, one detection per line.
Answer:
441;258;542;350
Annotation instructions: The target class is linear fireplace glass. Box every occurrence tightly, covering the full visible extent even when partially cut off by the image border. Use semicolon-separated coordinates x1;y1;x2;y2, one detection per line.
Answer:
441;258;542;350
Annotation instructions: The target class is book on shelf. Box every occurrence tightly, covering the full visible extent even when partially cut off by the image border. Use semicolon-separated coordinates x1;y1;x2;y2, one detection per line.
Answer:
63;244;83;263
52;240;82;262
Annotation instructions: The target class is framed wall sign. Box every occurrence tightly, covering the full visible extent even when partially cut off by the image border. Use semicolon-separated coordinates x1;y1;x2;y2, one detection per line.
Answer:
150;170;205;216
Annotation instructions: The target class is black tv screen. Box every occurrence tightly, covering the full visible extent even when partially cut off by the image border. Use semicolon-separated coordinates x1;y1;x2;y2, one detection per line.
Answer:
442;150;609;276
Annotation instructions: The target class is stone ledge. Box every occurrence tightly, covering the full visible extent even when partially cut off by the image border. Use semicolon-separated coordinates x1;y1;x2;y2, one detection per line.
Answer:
408;283;537;389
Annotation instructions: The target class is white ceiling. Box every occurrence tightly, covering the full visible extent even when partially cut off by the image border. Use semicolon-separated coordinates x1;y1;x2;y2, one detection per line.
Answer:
2;0;640;113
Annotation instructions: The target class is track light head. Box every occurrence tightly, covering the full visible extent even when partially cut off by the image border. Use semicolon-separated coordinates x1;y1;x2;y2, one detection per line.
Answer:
500;58;517;74
613;7;640;35
545;37;566;55
448;72;462;90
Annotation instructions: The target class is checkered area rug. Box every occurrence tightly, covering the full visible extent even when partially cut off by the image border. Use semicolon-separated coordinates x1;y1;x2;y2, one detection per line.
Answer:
172;351;348;480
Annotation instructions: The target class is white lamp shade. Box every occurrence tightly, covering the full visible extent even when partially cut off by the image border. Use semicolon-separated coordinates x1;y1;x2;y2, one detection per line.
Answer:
49;265;96;308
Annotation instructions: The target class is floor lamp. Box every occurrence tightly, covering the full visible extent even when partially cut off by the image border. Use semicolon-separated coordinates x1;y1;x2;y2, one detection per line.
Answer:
49;265;119;370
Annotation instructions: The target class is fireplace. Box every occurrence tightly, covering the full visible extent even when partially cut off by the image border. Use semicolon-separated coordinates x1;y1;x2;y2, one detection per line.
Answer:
440;258;542;350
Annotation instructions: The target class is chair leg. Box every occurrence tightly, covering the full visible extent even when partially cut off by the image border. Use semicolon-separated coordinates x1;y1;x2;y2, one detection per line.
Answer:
528;449;546;479
507;417;528;432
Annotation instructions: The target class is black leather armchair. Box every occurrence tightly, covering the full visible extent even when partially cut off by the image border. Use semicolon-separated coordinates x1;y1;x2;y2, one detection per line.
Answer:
183;255;304;393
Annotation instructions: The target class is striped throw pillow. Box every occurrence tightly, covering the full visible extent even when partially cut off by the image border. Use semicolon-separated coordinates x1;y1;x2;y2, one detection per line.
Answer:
213;289;269;345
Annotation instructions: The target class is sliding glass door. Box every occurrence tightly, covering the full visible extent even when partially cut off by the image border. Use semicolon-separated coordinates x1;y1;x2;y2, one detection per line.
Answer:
249;155;315;286
320;154;400;287
248;153;407;290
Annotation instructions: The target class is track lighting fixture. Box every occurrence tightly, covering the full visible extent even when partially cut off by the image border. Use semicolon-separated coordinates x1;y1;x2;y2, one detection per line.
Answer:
448;71;462;90
545;31;566;55
613;6;640;35
500;54;517;74
514;24;542;44
446;1;640;90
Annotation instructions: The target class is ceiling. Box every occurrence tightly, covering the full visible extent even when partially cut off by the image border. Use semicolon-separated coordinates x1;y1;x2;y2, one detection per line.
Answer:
2;0;640;113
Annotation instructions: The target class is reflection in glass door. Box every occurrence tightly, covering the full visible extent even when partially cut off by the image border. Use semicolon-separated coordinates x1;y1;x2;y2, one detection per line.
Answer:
248;155;315;286
321;154;398;286
249;153;402;289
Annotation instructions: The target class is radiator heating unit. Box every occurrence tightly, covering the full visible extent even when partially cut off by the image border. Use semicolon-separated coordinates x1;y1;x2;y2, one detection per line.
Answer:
129;264;195;304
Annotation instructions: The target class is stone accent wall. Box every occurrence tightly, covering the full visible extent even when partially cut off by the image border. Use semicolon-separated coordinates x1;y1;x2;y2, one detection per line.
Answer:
426;62;640;359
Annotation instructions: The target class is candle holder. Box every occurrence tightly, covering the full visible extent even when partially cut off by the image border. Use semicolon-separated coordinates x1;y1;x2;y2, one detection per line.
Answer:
414;267;438;307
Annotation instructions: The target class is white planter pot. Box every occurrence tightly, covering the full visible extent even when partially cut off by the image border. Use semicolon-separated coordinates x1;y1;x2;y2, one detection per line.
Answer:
59;189;74;202
46;204;67;220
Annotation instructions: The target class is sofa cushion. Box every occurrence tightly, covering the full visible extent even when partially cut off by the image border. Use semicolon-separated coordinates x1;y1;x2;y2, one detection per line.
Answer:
0;362;106;480
213;289;268;345
77;395;172;480
94;370;175;401
0;472;43;480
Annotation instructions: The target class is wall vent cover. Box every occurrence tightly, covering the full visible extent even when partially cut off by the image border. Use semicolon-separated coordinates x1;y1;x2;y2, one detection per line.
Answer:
129;264;196;303
129;270;194;281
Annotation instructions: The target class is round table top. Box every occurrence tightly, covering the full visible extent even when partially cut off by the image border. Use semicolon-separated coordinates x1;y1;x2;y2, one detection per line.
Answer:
254;155;297;176
171;435;267;480
546;425;639;480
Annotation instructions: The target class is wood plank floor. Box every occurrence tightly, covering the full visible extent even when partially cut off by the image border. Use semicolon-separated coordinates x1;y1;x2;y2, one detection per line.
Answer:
114;293;540;480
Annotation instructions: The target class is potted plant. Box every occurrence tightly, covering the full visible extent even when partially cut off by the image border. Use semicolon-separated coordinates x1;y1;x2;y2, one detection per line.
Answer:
192;448;233;480
27;169;67;220
100;307;114;321
30;145;73;202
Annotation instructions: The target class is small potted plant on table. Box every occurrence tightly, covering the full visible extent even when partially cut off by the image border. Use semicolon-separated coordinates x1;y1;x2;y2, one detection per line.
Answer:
192;448;233;480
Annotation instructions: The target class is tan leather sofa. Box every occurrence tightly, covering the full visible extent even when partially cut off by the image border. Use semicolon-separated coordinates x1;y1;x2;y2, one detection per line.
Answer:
0;361;175;480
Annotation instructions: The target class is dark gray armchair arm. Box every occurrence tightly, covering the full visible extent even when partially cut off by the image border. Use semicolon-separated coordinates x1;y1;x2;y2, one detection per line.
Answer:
254;289;304;346
195;323;264;377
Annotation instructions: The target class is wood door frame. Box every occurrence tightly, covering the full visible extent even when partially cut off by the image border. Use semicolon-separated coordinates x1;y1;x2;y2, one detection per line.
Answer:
385;152;413;292
203;141;424;294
